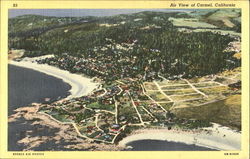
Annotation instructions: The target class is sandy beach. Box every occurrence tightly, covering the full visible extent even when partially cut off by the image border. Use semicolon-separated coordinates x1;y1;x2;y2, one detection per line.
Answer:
8;55;241;151
9;55;99;99
119;123;241;150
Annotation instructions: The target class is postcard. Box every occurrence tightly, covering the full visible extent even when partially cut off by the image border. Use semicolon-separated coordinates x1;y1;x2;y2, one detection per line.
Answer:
0;0;249;159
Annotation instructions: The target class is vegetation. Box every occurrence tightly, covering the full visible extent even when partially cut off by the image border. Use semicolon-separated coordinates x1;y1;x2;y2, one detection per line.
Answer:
172;95;241;130
9;9;242;144
9;10;241;81
189;9;241;32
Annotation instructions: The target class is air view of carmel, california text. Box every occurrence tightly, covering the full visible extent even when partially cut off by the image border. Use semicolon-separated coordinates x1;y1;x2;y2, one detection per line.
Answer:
8;9;242;151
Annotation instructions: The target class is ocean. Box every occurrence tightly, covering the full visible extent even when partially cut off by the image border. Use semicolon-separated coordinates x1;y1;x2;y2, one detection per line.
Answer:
126;140;217;151
8;64;71;150
8;64;216;151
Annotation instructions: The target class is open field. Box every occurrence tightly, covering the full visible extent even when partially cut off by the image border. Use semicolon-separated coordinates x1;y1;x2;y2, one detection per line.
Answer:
172;95;241;130
10;45;241;145
8;9;242;150
202;9;241;28
169;17;218;28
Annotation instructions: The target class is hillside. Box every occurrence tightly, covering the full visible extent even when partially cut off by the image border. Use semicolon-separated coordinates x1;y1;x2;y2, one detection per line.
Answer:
188;9;241;30
9;10;241;81
8;9;242;147
172;94;241;130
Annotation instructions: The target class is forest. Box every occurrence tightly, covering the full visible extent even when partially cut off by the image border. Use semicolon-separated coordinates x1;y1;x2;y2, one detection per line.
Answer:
8;10;241;81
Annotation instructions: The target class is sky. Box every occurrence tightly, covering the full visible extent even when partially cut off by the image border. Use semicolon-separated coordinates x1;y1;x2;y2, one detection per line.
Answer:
9;9;192;18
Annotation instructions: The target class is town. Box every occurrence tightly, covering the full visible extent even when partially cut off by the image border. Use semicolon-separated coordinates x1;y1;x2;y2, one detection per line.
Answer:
38;67;241;143
9;9;242;145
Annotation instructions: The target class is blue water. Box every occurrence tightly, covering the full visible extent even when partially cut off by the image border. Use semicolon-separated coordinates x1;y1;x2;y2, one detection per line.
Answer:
126;140;217;151
8;64;71;151
8;65;216;151
8;64;71;115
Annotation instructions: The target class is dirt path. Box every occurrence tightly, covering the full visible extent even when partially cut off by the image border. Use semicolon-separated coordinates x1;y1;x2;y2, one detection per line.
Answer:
141;84;168;112
153;81;173;102
114;97;119;124
128;91;145;125
183;79;208;98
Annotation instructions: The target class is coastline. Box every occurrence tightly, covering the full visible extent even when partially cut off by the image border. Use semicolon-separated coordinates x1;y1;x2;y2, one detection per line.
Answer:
8;55;241;151
119;123;241;151
9;55;99;99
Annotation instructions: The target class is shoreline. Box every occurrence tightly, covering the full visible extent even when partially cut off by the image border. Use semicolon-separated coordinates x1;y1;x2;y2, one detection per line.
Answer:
119;123;241;151
8;55;241;151
9;55;99;99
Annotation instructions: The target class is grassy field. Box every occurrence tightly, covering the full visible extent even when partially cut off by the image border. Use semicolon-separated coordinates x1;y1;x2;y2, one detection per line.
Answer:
203;9;241;28
161;85;191;90
157;80;187;86
198;86;230;95
170;94;203;101
174;9;241;36
163;89;197;95
147;91;170;101
172;95;241;130
86;102;115;111
169;17;218;28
